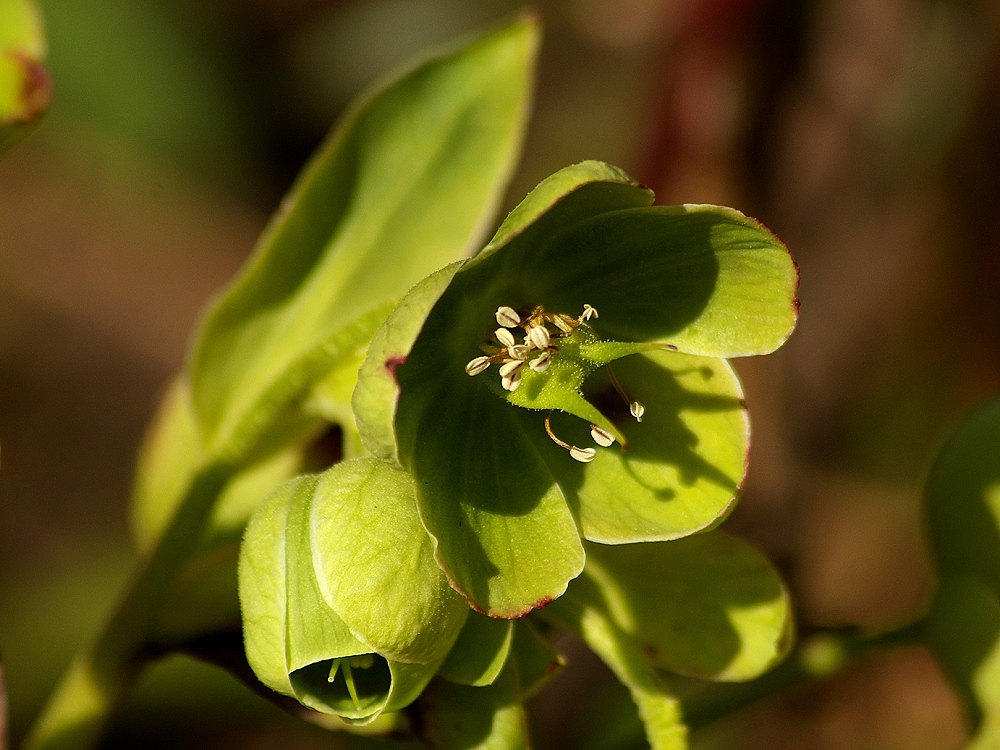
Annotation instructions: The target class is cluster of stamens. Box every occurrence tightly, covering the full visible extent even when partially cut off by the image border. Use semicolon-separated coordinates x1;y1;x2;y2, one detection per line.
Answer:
466;304;646;463
464;303;597;391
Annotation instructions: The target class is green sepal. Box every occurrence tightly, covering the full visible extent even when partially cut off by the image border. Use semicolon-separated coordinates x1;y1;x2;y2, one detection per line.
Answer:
188;16;539;465
417;662;531;750
559;350;749;543
0;0;48;153
582;532;792;681
438;613;514;687
545;580;688;750
354;262;465;462
311;457;469;664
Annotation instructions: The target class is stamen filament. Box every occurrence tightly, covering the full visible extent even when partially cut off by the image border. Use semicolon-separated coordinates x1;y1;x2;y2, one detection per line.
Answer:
607;363;645;422
545;413;596;462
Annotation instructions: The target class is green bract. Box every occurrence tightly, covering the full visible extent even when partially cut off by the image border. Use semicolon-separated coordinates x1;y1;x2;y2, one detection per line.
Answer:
355;160;798;618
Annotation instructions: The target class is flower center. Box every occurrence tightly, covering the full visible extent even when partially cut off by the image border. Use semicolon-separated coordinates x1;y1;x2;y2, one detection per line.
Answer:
465;304;644;463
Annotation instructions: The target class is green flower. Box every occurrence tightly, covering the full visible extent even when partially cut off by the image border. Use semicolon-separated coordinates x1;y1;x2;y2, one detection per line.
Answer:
354;160;798;618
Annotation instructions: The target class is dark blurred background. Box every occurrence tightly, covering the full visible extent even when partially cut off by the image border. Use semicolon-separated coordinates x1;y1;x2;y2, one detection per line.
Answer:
2;0;1000;747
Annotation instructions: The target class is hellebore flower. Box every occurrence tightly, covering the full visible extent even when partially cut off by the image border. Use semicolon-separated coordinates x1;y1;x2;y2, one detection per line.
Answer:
354;160;798;619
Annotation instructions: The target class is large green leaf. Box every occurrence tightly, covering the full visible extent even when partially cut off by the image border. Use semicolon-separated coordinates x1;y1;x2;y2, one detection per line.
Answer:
926;398;1000;591
583;533;792;681
189;16;538;464
0;0;47;153
311;457;469;664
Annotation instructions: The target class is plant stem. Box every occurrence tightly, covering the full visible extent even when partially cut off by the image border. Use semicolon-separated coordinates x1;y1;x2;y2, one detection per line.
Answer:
21;463;233;750
680;620;928;731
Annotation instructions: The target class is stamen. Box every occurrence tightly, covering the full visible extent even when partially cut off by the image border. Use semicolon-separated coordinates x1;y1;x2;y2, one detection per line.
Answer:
495;327;516;348
465;356;491;376
590;424;615;447
607;363;644;421
499;360;524;378
529;351;551;372
545;413;596;463
495;306;521;327
502;370;522;392
342;661;362;709
551;314;576;334
580;304;599;321
508;344;531;360
526;325;550;350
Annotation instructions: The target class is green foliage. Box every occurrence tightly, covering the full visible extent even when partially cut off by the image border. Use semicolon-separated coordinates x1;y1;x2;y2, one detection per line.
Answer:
925;399;1000;743
0;0;48;152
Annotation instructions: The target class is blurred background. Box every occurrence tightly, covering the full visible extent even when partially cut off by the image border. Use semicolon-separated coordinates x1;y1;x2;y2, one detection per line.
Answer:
2;0;1000;747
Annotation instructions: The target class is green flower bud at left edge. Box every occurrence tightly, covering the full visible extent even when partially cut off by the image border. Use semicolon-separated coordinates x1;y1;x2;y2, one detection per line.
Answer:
355;160;798;618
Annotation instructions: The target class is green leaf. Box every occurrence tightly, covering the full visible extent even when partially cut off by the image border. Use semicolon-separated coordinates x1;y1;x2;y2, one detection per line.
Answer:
418;663;530;750
438;613;514;687
583;532;792;681
0;0;48;153
926;398;1000;592
311;457;469;664
546;583;689;750
926;576;1000;732
188;16;538;464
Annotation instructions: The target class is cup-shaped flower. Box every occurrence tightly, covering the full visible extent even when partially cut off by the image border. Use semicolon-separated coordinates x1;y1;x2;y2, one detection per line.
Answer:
238;457;470;721
354;160;798;618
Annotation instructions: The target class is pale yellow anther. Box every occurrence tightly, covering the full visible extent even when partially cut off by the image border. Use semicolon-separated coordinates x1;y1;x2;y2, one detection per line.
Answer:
529;351;551;372
499;360;524;378
496;306;521;328
526;325;550;350
495;327;516;348
590;425;615;447
552;314;575;334
569;446;597;463
465;356;491;376
508;344;531;360
630;402;645;422
580;304;598;321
